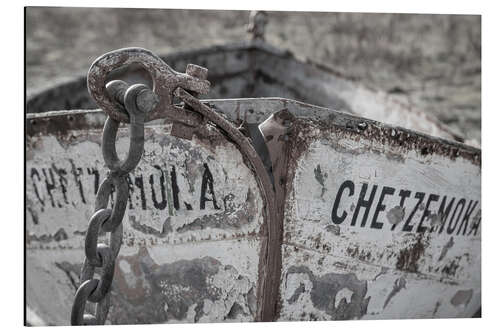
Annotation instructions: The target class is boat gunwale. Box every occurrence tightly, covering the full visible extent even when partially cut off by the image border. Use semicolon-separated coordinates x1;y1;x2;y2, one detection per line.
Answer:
26;97;481;165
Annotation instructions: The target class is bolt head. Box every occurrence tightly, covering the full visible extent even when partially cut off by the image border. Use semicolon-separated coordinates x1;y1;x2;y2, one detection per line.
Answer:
136;89;159;113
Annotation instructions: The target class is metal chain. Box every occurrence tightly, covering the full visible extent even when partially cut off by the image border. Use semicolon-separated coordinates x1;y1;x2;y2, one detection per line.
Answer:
71;47;212;325
72;47;279;323
70;82;152;325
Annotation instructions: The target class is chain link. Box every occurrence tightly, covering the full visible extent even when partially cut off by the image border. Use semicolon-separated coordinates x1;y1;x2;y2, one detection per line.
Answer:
73;47;211;324
72;47;279;323
70;82;151;325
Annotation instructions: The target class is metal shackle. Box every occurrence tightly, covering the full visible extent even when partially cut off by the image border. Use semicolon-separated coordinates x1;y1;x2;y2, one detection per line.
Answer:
87;47;210;123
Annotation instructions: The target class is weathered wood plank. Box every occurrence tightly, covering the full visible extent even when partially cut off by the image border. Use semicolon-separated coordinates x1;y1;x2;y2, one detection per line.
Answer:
277;113;480;320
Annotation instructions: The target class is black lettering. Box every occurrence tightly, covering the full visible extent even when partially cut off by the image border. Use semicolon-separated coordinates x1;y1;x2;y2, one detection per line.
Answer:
70;159;86;204
402;192;425;232
447;198;466;234
87;167;100;196
134;175;147;210
392;190;411;230
170;166;180;210
417;194;439;233
437;196;456;234
200;163;220;210
149;165;167;210
371;186;395;229
331;180;354;225
52;164;69;205
184;202;193;210
351;183;378;227
31;168;45;210
42;168;58;207
456;200;478;235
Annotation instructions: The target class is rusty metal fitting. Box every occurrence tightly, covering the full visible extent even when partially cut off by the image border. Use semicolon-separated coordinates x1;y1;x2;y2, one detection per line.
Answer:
105;80;128;109
106;80;159;115
88;47;210;124
186;63;208;81
169;63;210;140
136;89;159;113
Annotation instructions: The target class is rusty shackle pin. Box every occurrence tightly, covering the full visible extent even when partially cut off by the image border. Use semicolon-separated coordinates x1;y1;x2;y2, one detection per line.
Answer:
87;47;210;123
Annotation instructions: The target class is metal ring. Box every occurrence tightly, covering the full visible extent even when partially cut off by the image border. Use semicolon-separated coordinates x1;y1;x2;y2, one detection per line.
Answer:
71;279;99;325
84;211;122;265
95;176;128;232
80;245;116;303
85;209;112;266
101;85;147;174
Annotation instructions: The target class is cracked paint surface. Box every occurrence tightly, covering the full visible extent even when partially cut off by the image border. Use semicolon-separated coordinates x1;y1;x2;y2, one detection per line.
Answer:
109;247;256;324
279;124;480;320
282;265;370;320
26;99;481;323
26;123;264;325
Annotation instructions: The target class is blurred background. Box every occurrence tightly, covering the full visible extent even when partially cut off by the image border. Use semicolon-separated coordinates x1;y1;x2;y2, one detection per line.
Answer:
26;7;481;144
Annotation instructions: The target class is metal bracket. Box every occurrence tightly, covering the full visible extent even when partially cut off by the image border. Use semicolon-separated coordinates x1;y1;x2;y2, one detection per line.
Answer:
87;47;210;126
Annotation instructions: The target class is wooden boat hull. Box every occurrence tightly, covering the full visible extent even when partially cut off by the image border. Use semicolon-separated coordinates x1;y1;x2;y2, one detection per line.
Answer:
26;98;481;324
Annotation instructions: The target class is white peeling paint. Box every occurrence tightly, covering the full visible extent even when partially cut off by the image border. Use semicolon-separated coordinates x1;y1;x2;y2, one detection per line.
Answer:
279;133;480;320
26;124;264;325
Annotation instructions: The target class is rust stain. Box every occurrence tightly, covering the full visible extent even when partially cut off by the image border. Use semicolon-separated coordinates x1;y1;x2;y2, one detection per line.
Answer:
438;237;455;261
287;117;480;169
346;245;373;263
395;234;426;273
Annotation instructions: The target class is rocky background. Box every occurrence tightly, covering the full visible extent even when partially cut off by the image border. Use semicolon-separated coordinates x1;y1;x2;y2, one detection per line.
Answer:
26;7;481;144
